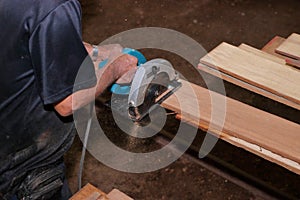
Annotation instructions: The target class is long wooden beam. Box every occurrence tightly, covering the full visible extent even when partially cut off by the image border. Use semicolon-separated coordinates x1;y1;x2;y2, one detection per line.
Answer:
161;79;300;174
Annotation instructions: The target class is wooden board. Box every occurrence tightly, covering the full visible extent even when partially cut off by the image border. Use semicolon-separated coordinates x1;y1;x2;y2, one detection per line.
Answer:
70;184;133;200
198;63;300;110
276;33;300;60
175;114;300;174
262;36;300;69
239;43;286;65
200;42;300;105
161;80;300;174
70;183;108;200
107;189;133;200
262;36;286;58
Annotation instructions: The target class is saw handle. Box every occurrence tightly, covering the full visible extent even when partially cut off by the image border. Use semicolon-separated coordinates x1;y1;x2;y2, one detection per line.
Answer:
98;48;147;95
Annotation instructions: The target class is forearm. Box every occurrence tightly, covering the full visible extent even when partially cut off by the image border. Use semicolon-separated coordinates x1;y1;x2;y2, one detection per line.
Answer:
54;66;115;116
54;50;137;116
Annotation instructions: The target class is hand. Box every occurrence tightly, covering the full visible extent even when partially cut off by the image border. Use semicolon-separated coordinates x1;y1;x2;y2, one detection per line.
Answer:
109;54;138;81
97;44;123;61
83;42;123;62
115;68;137;84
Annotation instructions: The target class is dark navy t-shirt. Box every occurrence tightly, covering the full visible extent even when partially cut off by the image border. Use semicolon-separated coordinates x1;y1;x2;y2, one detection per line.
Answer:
0;0;96;194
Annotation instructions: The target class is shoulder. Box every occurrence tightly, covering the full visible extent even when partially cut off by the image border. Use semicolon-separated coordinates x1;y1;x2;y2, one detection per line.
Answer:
0;0;82;33
32;0;82;20
31;0;82;33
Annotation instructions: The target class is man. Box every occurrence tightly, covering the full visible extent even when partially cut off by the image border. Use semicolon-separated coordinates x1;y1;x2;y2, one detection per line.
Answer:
0;0;137;199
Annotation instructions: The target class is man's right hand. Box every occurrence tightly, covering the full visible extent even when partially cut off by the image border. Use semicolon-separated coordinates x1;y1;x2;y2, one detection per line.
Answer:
107;54;138;81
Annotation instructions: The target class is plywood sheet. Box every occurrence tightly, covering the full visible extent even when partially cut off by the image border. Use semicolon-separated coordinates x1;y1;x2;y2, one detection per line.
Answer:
276;33;300;60
161;80;300;174
200;42;300;105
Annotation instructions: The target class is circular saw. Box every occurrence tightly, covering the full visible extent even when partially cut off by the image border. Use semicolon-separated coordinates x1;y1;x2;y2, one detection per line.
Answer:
127;58;181;122
102;49;181;123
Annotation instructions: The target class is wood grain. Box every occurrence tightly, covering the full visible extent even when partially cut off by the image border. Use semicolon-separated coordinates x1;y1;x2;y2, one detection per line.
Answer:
200;42;300;105
198;63;300;110
276;33;300;60
107;189;133;200
70;183;108;200
175;114;300;175
70;184;133;200
161;80;300;174
239;43;286;65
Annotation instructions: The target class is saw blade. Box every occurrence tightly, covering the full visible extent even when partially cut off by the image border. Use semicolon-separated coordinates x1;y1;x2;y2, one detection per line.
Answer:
128;72;173;122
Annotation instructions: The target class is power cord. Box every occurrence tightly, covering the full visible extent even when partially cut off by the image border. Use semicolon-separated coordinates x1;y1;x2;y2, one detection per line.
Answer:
78;102;94;190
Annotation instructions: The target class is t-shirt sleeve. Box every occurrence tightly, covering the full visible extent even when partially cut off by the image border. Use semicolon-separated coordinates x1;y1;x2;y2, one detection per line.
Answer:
29;0;97;105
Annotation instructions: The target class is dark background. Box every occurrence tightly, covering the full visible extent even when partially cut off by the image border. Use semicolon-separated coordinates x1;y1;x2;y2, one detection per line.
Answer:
65;1;300;199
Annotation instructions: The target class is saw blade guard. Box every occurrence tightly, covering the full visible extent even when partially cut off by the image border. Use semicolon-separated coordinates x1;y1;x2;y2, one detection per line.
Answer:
128;58;179;116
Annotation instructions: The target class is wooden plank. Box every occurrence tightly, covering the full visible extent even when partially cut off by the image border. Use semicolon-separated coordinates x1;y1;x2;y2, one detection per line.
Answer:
261;36;286;58
197;63;300;110
70;184;133;200
107;189;133;200
200;42;300;105
276;33;300;60
285;58;300;69
239;43;286;65
175;114;300;175
261;36;300;69
70;183;108;200
161;80;300;174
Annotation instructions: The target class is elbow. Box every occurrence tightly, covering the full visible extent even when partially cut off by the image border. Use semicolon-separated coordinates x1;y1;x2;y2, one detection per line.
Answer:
55;107;73;117
54;99;73;117
54;105;73;117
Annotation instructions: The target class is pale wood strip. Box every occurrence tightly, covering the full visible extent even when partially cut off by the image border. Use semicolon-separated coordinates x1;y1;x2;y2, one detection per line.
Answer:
198;63;300;110
70;183;108;200
286;33;300;43
107;189;134;200
239;43;286;65
176;114;300;175
200;42;300;105
276;33;300;59
161;80;300;166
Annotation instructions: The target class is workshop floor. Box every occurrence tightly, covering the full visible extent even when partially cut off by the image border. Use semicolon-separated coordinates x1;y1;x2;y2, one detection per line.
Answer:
65;0;300;199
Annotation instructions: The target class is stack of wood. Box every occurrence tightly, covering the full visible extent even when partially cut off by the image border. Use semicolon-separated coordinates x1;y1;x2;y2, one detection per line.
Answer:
70;183;133;200
199;33;300;110
161;33;300;175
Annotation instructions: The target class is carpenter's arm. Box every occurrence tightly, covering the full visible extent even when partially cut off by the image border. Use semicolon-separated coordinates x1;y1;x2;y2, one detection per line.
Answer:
54;43;137;116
